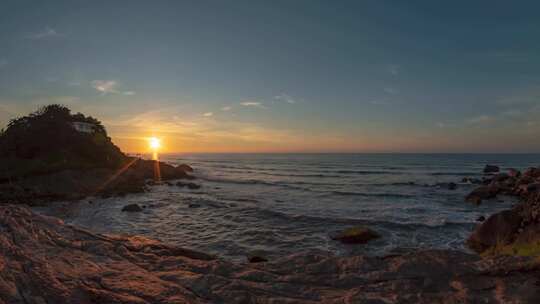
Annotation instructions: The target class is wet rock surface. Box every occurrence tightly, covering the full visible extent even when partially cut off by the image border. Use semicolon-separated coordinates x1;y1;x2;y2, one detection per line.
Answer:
331;226;381;244
1;205;540;303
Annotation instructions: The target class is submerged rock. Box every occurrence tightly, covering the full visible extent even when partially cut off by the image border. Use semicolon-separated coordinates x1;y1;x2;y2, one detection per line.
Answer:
121;203;143;212
331;226;380;244
483;164;500;174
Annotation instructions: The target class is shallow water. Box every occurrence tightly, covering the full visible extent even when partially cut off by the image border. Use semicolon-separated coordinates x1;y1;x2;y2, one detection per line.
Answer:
35;153;540;261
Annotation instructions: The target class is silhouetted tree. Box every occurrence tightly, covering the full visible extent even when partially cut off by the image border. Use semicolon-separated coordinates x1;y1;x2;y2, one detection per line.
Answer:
0;104;127;176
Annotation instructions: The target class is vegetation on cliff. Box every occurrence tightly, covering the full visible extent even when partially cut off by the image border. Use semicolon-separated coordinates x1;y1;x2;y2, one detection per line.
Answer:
0;104;127;180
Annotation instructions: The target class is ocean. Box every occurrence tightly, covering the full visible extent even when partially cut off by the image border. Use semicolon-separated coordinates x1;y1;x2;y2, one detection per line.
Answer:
36;153;540;261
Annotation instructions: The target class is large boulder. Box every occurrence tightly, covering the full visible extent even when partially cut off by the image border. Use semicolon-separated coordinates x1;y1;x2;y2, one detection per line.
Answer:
465;186;498;204
483;164;500;174
467;210;522;253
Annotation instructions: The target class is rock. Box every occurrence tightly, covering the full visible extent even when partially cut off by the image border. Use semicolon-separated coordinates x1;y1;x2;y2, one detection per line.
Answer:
247;251;269;263
331;226;380;244
461;177;482;184
121;204;143;212
188;203;201;208
483;164;500;174
176;181;201;190
508;168;521;178
176;164;194;172
248;256;268;263
476;215;486;222
465;186;498;204
491;173;509;183
467;210;522;253
187;183;201;190
2;206;540;303
527;183;540;194
523;167;540;179
448;182;457;190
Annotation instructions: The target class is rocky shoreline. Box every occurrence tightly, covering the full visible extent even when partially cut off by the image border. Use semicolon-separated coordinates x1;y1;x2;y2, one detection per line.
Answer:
1;163;540;303
466;165;540;257
1;205;540;303
0;158;195;206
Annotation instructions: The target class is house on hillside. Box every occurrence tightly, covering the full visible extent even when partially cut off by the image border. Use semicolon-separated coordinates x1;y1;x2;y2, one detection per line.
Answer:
71;121;96;133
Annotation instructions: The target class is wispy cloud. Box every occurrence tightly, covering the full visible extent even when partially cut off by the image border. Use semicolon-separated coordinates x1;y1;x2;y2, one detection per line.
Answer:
91;80;135;96
240;101;266;109
203;112;213;117
92;80;117;94
27;27;64;40
221;106;232;111
274;93;297;104
467;115;493;124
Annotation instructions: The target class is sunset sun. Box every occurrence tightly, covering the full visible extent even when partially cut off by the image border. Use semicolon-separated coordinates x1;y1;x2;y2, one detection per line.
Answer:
148;137;161;150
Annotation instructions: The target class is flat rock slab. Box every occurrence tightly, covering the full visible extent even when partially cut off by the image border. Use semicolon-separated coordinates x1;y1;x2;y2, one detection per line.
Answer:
1;205;540;303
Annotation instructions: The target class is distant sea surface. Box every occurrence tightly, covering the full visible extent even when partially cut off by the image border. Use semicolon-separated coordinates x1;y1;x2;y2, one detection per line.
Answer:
36;153;540;261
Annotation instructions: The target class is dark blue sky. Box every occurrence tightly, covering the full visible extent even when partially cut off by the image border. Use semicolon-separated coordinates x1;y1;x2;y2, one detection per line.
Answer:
1;1;539;152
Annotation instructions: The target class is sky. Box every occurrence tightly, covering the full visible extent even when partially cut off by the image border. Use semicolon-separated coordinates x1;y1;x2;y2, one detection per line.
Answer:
0;0;539;153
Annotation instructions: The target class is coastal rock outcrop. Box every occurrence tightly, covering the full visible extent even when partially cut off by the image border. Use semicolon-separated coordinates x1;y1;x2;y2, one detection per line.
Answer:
465;165;540;256
1;205;540;303
464;166;540;205
0;105;196;205
0;158;195;205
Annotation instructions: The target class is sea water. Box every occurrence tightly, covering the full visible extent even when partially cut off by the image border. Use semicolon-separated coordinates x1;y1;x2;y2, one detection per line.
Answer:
35;153;540;261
